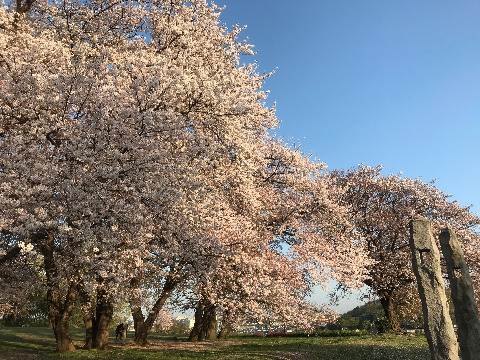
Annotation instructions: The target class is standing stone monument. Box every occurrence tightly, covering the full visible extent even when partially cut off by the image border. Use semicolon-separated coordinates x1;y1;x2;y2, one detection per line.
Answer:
440;226;480;360
409;218;459;360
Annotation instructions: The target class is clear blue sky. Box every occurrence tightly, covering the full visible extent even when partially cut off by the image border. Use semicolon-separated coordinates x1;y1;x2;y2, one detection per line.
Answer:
220;0;480;211
219;0;480;313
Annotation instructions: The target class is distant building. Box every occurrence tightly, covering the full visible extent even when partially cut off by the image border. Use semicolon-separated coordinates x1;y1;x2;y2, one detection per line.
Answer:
175;316;195;329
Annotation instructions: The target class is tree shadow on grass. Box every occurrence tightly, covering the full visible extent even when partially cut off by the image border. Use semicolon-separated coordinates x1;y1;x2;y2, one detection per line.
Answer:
220;340;430;360
0;328;431;360
0;327;57;359
0;327;56;349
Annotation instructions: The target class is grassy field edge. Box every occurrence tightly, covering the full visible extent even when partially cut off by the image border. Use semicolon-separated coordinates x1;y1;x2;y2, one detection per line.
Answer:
0;327;430;360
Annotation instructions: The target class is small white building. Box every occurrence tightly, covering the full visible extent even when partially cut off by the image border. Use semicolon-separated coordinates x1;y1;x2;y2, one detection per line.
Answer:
175;316;195;329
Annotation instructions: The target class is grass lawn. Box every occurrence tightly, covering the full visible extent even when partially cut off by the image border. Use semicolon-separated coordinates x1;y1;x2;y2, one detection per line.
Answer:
0;327;430;360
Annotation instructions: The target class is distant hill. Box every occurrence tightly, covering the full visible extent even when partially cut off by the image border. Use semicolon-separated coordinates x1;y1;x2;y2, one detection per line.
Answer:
327;300;383;330
344;300;383;320
330;299;424;331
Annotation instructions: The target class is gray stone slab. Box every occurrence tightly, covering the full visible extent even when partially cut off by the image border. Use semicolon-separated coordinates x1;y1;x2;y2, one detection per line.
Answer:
440;226;480;360
410;218;459;360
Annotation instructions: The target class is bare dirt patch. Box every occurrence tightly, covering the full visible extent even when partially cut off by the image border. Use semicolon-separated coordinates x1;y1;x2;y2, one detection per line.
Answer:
108;340;308;359
110;339;244;352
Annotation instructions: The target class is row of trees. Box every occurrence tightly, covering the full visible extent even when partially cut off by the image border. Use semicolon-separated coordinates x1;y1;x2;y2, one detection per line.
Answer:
0;0;369;352
1;0;479;353
328;166;480;332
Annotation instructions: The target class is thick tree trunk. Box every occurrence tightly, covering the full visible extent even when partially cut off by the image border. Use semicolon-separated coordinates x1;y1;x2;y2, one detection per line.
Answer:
130;301;145;342
47;286;77;352
130;276;177;346
92;286;114;350
130;303;145;334
217;325;231;339
204;304;217;340
188;301;217;341
129;275;144;338
188;303;205;342
132;314;150;346
35;231;77;352
52;319;76;352
82;307;94;350
217;309;233;339
379;290;402;333
218;320;232;339
78;288;94;350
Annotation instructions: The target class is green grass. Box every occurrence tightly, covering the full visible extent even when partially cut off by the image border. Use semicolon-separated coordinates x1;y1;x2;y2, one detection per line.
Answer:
0;327;430;360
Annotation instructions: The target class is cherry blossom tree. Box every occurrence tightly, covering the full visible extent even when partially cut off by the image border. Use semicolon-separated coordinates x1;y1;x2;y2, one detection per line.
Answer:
182;140;371;341
328;165;480;332
1;0;371;351
0;231;43;318
1;0;197;350
152;308;174;333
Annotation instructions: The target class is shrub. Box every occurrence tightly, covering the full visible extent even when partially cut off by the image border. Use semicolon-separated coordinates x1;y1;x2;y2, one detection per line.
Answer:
374;317;392;334
266;332;286;337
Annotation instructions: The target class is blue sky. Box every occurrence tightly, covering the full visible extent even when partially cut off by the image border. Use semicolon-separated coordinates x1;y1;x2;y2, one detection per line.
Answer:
220;0;480;212
219;1;480;312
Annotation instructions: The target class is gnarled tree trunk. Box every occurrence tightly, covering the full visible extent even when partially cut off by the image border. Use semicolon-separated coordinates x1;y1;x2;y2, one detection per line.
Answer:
217;310;233;339
92;286;114;350
35;230;77;352
188;301;217;341
217;321;232;339
78;287;94;350
130;276;177;346
204;304;217;340
379;290;401;333
52;319;76;352
82;307;94;350
188;303;205;342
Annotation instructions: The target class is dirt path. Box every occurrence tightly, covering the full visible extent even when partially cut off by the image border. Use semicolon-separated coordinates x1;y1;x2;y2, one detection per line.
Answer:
108;339;309;359
110;339;241;351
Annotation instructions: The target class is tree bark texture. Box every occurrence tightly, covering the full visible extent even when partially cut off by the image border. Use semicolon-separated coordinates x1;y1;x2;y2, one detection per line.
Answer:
78;287;94;350
92;286;113;350
217;310;233;339
130;276;177;346
188;301;217;341
217;321;232;339
379;290;402;333
188;303;205;342
35;231;77;352
204;304;217;340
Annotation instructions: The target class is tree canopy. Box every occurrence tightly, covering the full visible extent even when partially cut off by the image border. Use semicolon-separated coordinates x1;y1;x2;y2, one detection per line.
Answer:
1;0;370;351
